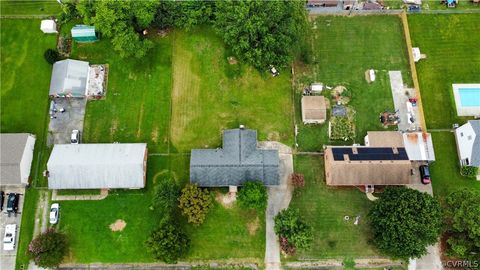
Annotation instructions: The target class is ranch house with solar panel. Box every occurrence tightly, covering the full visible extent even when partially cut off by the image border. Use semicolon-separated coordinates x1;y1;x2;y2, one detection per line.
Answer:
189;126;280;189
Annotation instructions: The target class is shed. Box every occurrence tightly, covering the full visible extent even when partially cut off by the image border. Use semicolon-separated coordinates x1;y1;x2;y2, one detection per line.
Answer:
71;25;97;42
40;20;57;34
49;59;89;97
47;143;147;189
301;96;327;124
311;83;324;93
1;133;36;187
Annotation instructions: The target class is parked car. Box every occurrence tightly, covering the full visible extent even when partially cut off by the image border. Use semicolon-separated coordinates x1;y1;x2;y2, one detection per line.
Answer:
419;165;431;184
71;130;80;144
3;224;17;251
50;203;60;224
0;191;4;211
6;193;19;215
408;5;421;12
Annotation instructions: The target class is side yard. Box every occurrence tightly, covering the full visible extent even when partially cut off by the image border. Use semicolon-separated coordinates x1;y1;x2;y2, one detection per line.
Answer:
0;0;61;16
295;15;412;151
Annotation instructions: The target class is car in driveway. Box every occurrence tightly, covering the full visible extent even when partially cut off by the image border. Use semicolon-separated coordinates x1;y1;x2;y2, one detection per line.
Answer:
50;203;60;224
419;165;431;185
6;193;19;216
71;130;80;144
3;224;17;251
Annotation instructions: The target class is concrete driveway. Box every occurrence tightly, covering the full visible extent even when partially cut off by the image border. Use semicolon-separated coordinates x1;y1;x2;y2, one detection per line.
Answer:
48;98;86;145
258;142;293;270
0;186;26;270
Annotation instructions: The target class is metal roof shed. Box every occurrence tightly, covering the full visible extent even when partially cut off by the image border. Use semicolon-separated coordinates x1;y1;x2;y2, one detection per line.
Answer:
1;133;36;187
71;25;97;42
47;143;147;189
49;59;89;97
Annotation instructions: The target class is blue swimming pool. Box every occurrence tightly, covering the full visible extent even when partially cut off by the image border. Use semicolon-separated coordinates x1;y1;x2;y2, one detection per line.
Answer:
459;88;480;107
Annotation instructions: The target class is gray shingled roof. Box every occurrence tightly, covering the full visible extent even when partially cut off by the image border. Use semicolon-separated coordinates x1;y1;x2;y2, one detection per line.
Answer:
49;59;89;97
1;133;32;185
190;129;279;186
470;120;480;166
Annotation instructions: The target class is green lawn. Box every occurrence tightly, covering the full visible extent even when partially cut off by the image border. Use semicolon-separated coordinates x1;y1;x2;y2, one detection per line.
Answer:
295;15;411;151
0;0;62;16
170;27;293;152
430;132;480;198
288;155;378;260
408;14;480;128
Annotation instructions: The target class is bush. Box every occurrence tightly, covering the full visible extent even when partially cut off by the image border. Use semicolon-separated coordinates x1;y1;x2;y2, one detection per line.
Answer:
151;178;180;217
178;184;212;225
145;219;190;263
274;208;313;251
237;181;268;211
279;236;296;256
44;49;60;64
290;173;305;188
27;228;68;268
330;116;355;141
460;166;478;178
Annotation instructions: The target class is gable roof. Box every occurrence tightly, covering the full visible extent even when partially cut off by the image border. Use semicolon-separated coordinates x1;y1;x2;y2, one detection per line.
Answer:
301;96;327;122
47;143;147;189
456;120;480;166
1;134;33;185
190;129;279;186
49;59;89;97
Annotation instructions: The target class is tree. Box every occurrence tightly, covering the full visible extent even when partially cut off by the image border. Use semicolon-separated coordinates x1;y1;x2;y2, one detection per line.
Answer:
274;208;313;253
153;1;215;30
151;177;180;217
145;219;190;263
214;0;307;69
368;187;442;260
44;49;60;64
444;189;480;261
460;166;478;178
178;184;212;225
27;228;68;268
76;0;158;58
237;181;268;211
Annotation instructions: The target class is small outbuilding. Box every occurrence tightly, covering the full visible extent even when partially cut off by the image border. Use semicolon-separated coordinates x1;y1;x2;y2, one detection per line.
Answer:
47;143;148;189
40;20;57;34
49;59;90;98
71;25;97;42
311;83;324;93
302;96;327;124
1;133;36;187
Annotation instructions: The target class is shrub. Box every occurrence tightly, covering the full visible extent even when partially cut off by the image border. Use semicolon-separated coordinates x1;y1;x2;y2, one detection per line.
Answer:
44;49;59;64
178;184;212;225
274;208;313;250
460;166;478;178
279;236;296;255
237;181;268;211
145;219;190;263
151;177;180;217
290;173;305;188
27;228;68;268
330;116;355;141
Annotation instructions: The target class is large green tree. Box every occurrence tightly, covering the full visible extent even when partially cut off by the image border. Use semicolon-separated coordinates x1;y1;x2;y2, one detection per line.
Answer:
237;181;268;211
368;187;442;260
214;0;307;69
178;184;212;225
153;0;215;30
151;177;180;217
77;0;158;58
444;189;480;261
27;228;69;268
145;219;190;263
274;208;313;253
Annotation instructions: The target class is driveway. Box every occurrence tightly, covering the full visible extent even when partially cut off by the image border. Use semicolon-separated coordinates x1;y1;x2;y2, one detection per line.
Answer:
389;71;423;132
48;98;87;145
0;186;26;270
258;142;293;270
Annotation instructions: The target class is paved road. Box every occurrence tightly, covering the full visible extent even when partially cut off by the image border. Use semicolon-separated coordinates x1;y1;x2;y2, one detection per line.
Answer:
258;142;293;270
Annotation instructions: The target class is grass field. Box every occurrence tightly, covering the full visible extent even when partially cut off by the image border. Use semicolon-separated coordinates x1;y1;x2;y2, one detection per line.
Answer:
295;15;411;151
0;0;61;16
408;14;480;128
287;155;378;260
170;28;293;152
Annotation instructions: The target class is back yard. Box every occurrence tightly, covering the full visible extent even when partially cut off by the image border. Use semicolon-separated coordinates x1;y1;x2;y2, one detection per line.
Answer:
408;14;480;129
294;15;412;151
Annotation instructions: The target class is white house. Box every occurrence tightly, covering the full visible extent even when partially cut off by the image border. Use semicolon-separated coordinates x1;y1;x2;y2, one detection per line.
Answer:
454;120;480;178
0;133;36;187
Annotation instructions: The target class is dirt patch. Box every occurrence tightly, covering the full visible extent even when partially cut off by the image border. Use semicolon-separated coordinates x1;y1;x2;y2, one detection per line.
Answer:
136;104;144;138
109;219;127;232
215;192;236;208
151;127;159;143
332;85;346;96
227;56;238;65
247;217;260;236
267;131;280;141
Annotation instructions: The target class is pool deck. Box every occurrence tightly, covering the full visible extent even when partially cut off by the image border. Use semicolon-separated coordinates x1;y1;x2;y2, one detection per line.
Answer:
452;84;480;117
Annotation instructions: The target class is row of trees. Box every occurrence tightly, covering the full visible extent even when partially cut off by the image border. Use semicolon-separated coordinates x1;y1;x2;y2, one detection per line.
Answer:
63;0;307;69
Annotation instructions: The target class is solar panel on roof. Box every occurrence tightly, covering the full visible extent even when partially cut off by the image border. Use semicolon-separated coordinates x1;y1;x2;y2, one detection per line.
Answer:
331;147;409;161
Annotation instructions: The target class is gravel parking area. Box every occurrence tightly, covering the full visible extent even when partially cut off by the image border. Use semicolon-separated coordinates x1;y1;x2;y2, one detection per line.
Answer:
48;98;87;145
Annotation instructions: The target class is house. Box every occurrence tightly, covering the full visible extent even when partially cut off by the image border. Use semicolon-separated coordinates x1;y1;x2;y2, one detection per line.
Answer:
49;59;90;98
301;96;327;124
47;143;147;189
363;2;383;9
454;120;480;172
190;127;279;187
0;133;36;187
343;0;357;9
40;20;57;34
307;0;340;7
324;146;414;186
71;25;98;43
365;131;435;161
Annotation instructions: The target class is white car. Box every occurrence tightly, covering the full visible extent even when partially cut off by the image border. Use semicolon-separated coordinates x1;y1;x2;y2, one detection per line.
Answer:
71;130;80;144
3;224;17;251
50;203;59;224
